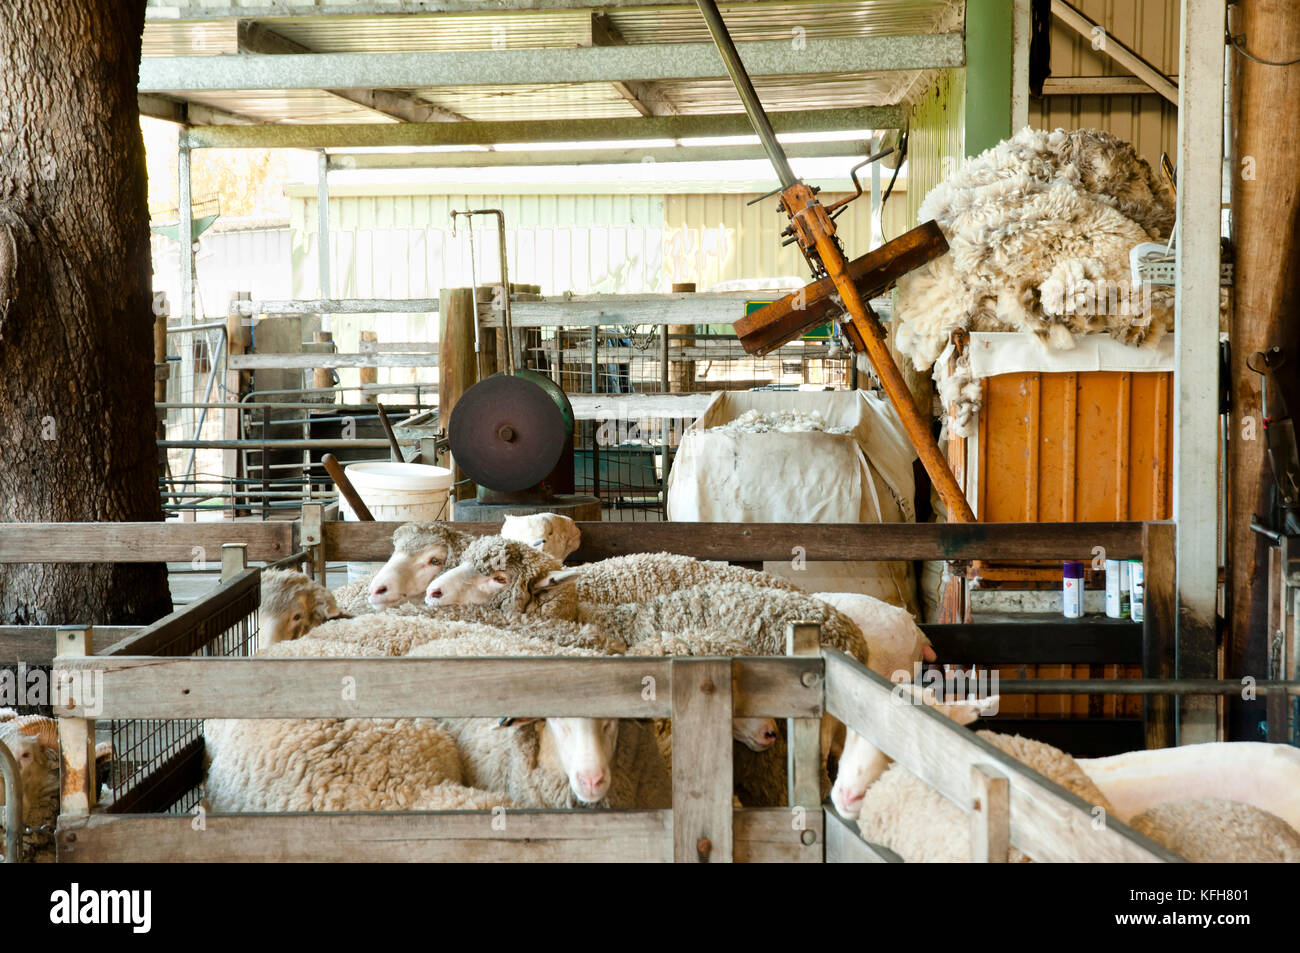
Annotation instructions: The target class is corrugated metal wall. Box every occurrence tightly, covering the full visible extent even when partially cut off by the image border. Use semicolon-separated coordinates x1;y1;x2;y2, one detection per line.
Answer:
152;225;293;320
1032;0;1180;171
290;189;909;389
904;69;966;228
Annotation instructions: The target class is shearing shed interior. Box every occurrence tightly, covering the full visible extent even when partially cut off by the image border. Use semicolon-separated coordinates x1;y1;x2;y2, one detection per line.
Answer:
1;0;1298;898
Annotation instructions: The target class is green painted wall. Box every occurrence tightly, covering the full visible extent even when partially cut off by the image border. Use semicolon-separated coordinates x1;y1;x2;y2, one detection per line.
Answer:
964;0;1015;157
905;69;966;227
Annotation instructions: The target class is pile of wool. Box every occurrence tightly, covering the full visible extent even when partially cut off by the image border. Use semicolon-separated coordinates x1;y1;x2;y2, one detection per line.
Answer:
894;128;1177;436
705;409;851;435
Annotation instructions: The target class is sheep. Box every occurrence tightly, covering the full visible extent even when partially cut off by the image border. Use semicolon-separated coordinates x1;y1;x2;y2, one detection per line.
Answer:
202;639;510;813
500;512;582;562
852;702;1123;863
0;711;111;863
203;716;509;813
258;568;351;645
304;610;627;657
571;551;802;606
366;521;474;610
405;634;671;809
1076;741;1300;832
1127;799;1300;863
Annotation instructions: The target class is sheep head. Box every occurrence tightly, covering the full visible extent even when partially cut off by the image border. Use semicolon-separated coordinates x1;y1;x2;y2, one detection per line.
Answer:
424;537;579;615
260;569;350;644
368;522;473;609
503;716;619;805
499;512;582;562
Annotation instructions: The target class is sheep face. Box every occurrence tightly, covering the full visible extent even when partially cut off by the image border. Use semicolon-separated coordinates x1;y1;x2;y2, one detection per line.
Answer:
537;717;620;804
425;558;579;612
367;522;469;609
260;570;349;645
0;729;53;824
369;540;455;609
829;693;999;818
500;513;582;562
733;717;779;751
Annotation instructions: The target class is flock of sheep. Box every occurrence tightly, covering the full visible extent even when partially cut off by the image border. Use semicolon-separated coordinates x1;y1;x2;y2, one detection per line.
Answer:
3;511;1298;862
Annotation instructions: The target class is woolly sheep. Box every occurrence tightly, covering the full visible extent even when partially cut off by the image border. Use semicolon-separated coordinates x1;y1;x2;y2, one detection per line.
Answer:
1076;742;1300;832
405;634;670;808
1128;799;1300;863
855;716;1120;863
367;522;474;609
572;551;801;606
202;639;510;813
259;568;351;645
0;711;111;863
500;512;582;562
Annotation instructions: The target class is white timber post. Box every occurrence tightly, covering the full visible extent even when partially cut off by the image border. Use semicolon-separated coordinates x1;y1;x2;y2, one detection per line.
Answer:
221;542;248;583
1174;0;1227;744
301;502;326;586
54;626;96;820
1011;0;1031;130
317;151;331;334
969;763;1011;862
785;622;822;811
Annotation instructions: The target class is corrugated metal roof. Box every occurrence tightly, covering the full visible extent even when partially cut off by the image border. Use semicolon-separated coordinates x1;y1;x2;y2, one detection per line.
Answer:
412;83;642;122
180;90;398;125
139;0;964;125
267;11;594;52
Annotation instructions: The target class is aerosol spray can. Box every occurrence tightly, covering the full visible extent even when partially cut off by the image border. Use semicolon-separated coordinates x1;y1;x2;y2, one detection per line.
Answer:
1105;559;1130;619
1128;560;1144;623
1062;561;1084;618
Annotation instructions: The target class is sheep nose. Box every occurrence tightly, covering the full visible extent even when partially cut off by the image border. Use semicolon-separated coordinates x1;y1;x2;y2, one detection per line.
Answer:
371;584;387;596
428;589;442;600
577;771;607;796
763;728;778;741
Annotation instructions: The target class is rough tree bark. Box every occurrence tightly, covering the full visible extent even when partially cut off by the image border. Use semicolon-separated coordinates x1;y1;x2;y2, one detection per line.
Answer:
0;1;172;625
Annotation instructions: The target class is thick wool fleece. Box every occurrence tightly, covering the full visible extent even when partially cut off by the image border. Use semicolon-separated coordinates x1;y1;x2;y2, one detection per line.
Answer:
574;552;801;606
453;536;570;615
203;716;508;812
0;718;59;863
608;583;870;663
331;577;376;616
407;633;670;810
1129;798;1300;863
895;127;1177;382
855;730;1115;863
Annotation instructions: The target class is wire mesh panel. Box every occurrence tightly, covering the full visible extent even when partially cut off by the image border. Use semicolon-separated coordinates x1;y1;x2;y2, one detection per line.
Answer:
521;322;851;519
102;570;260;815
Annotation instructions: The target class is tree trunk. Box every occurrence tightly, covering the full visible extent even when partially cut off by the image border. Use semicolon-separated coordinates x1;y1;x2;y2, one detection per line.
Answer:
0;1;171;625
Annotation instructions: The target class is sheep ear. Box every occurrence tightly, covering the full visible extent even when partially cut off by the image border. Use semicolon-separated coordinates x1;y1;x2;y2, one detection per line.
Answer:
921;644;938;662
496;716;540;729
531;538;547;550
935;696;998;725
530;569;580;593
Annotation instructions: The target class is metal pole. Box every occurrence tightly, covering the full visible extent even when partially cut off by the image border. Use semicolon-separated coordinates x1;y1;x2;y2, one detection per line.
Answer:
317;151;331;332
693;0;797;188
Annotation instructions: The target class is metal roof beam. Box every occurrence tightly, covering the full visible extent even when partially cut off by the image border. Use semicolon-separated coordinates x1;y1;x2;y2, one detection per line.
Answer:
589;12;678;118
138;92;258;125
235;20;470;123
182;105;902;148
140;33;965;91
147;1;778;20
325;139;875;169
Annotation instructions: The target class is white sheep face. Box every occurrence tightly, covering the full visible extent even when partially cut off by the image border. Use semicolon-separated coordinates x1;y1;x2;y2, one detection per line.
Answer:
369;542;452;608
733;717;779;751
541;718;619;804
500;513;582;562
424;563;578;609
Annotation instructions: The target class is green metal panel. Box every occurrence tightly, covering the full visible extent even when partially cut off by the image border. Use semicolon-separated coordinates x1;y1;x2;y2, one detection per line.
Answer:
905;69;966;227
964;0;1014;157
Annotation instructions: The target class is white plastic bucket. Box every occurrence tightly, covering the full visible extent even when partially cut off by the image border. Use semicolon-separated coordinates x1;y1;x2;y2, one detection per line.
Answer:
337;462;454;583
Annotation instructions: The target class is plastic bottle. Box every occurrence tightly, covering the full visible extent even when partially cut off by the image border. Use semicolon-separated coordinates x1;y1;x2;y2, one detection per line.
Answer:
1063;561;1084;618
1105;559;1130;619
1129;560;1144;623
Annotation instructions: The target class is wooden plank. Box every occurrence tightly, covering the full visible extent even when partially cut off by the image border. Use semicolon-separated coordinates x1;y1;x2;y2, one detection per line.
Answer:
567;392;712;421
786;623;822;808
0;521;293;563
55;656;675;719
56;627;95;816
671;658;733;863
1142;521;1177;748
323;519;1148;562
823;807;901;863
733;657;823;718
733;807;822;863
1;627;139;665
59;810;674;863
97;570;259;658
969;763;1010;863
823;651;1181;863
1042;74;1178;95
237;297;441;316
922;619;1143;665
229;352;438;369
1049;0;1179;103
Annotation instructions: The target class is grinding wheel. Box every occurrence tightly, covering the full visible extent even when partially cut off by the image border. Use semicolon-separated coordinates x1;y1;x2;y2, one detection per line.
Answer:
448;372;569;493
